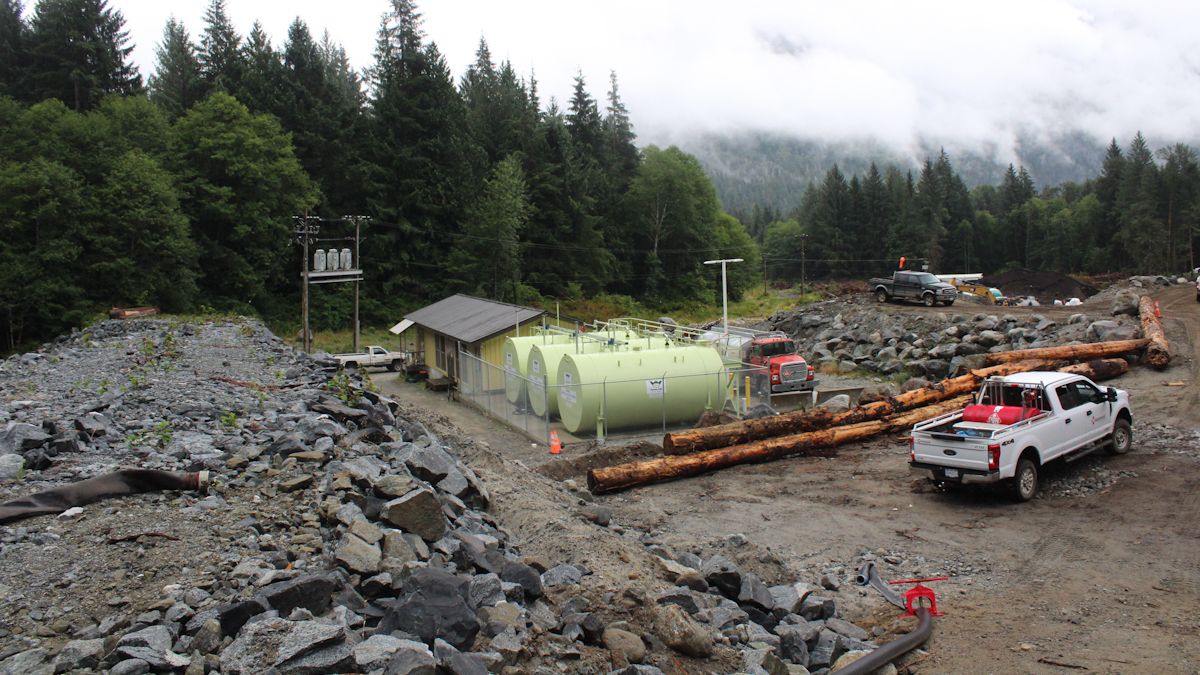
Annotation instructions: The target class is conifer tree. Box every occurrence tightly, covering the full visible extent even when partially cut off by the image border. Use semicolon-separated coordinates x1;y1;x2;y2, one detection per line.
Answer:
149;18;203;118
0;0;26;99
26;0;142;111
198;0;243;95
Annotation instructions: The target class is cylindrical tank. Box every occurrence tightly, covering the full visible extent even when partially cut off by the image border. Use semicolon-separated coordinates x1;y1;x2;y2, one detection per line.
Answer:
341;248;353;270
557;346;727;434
313;249;326;272
528;333;671;417
327;248;340;271
502;333;576;405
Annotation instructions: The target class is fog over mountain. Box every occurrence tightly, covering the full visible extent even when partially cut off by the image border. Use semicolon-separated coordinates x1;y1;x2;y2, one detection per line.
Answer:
113;0;1200;210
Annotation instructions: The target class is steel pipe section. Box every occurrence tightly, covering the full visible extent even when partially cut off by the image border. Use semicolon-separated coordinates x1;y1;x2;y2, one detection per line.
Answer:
855;561;907;609
830;607;933;675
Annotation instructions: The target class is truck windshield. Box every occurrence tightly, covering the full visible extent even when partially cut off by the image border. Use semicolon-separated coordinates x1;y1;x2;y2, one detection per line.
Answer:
761;341;797;357
915;273;939;284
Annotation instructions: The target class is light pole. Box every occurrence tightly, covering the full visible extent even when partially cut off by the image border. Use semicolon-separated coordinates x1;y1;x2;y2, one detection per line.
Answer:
703;258;743;334
799;234;808;297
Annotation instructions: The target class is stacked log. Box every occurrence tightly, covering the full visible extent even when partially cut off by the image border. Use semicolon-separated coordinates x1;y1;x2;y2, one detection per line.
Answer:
983;338;1149;366
663;359;1056;454
1059;358;1129;380
1138;296;1170;369
588;395;975;494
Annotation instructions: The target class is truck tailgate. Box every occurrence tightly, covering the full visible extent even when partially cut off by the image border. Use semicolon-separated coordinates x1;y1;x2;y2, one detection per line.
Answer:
912;432;992;471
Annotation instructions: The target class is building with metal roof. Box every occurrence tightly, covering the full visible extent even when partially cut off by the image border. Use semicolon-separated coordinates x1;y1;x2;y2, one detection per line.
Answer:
402;294;577;382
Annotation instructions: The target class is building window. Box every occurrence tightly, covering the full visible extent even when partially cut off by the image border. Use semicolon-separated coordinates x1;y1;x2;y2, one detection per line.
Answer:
435;334;447;372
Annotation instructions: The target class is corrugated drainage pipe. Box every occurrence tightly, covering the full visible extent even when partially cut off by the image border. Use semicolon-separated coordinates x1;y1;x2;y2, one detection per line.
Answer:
829;607;933;675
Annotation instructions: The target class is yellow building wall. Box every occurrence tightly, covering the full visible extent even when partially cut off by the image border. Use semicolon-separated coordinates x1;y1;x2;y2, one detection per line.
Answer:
414;315;584;386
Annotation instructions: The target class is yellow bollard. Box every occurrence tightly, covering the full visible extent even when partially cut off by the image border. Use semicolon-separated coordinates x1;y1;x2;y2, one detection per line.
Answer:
745;375;751;409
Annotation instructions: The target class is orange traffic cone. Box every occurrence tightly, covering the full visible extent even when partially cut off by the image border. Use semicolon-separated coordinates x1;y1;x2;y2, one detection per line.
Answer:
1155;301;1161;318
550;431;561;455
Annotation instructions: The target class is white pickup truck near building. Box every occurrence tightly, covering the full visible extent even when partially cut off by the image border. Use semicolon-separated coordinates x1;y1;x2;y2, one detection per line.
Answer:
909;372;1132;501
334;346;408;371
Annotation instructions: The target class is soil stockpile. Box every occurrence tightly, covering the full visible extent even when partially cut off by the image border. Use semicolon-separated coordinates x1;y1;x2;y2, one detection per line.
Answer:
980;268;1098;303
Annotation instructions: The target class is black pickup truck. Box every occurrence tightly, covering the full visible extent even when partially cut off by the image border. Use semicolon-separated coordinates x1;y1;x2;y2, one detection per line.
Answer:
869;271;958;306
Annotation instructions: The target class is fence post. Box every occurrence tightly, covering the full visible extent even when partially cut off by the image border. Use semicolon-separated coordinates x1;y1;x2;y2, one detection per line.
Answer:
662;371;667;433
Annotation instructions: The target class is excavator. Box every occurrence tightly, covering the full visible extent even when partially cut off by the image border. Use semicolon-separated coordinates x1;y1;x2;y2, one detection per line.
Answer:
937;274;1010;306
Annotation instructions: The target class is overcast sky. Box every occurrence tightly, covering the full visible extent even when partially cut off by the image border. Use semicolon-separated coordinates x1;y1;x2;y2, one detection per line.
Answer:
108;0;1200;158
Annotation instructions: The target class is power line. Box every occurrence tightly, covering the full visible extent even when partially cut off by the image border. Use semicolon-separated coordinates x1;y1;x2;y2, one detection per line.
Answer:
366;219;798;254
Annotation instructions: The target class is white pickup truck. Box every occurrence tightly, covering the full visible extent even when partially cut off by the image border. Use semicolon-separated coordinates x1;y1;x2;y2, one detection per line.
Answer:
334;346;407;371
909;372;1132;501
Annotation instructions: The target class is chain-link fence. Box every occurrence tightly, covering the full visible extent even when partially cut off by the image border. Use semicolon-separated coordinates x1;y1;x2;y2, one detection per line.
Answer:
455;347;554;445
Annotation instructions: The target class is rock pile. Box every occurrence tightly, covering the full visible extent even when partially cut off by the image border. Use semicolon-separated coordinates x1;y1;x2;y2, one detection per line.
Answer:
753;303;1144;381
0;319;595;675
0;317;907;675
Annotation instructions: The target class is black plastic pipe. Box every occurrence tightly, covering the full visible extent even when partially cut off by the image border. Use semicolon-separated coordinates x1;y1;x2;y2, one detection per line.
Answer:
830;607;933;675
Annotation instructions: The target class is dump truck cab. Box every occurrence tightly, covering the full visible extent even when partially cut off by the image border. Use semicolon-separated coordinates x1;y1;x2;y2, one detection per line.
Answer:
745;334;818;394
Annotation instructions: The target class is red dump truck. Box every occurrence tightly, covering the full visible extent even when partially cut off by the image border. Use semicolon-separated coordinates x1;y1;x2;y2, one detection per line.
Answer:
742;333;818;395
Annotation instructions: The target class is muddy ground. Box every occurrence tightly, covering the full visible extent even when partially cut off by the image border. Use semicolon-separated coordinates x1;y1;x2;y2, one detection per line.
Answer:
374;282;1200;675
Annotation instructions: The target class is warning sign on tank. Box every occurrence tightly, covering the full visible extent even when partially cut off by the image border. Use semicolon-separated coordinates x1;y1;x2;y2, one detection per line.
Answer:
646;379;666;398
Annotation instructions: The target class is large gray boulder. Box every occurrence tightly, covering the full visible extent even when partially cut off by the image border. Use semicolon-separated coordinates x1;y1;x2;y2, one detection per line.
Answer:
379;568;479;650
0;422;50;455
1086;320;1141;343
816;394;851;414
220;619;345;675
1111;290;1140;316
381;490;448;542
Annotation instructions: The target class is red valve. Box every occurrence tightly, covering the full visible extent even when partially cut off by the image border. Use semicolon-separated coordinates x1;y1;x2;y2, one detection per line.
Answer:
888;576;948;617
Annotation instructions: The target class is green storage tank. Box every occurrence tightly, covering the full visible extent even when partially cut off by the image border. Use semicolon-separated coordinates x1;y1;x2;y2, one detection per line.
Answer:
503;333;575;404
557;345;727;434
526;332;671;418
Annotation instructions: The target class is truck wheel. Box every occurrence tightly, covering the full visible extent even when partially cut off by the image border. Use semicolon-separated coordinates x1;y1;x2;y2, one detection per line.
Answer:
922;294;936;307
753;375;769;396
344;361;358;371
875;289;888;303
1013;457;1039;502
1107;418;1132;455
388;359;400;372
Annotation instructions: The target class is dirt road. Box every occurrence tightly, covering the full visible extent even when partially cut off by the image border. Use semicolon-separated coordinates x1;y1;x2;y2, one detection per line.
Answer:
375;284;1200;674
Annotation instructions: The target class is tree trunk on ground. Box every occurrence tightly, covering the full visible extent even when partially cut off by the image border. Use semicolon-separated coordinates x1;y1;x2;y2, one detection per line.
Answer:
983;339;1150;366
663;360;1057;454
591;395;975;494
1058;358;1129;381
1138;296;1170;369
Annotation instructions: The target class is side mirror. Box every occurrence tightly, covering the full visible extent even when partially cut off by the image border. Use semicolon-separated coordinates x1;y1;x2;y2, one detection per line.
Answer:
1106;387;1118;402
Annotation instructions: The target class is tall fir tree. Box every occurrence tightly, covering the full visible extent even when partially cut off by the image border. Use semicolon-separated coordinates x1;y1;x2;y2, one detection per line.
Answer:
25;0;142;111
198;0;243;95
148;17;203;118
0;0;26;99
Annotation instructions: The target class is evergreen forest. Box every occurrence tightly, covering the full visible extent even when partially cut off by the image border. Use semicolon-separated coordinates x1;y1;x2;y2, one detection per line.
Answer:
0;0;1196;352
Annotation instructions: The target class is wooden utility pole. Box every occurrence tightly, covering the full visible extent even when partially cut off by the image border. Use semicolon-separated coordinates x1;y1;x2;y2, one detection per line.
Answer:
293;215;321;353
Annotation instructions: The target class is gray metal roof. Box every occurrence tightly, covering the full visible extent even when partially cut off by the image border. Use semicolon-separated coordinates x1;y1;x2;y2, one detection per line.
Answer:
404;294;545;344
